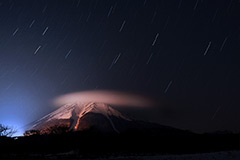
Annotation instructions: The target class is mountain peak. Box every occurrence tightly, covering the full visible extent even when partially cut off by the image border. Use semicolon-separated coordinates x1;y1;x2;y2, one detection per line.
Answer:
25;102;192;137
28;102;131;134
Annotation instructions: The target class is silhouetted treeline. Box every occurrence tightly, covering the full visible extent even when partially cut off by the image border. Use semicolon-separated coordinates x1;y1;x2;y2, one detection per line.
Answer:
0;127;240;157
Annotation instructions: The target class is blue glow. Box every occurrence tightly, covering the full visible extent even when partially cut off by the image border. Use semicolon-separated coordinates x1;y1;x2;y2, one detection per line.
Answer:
0;87;40;137
0;120;24;136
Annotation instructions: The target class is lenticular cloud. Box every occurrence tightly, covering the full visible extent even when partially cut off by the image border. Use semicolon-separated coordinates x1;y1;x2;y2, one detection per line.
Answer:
53;90;157;107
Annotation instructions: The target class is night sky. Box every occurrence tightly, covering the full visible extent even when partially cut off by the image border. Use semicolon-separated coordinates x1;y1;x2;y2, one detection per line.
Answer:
0;0;240;135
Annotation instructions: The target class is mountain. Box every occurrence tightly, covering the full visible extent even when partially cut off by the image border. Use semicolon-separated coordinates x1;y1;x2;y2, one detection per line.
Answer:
25;102;192;136
20;103;240;155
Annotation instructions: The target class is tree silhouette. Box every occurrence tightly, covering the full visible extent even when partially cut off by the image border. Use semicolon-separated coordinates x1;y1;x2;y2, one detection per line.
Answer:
45;125;70;134
0;124;17;137
24;125;70;136
24;130;40;136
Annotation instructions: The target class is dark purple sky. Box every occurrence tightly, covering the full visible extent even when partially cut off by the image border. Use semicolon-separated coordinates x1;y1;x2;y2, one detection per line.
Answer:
0;0;239;135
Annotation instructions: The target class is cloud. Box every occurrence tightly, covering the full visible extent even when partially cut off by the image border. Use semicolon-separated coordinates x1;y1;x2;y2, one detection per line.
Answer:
53;90;158;107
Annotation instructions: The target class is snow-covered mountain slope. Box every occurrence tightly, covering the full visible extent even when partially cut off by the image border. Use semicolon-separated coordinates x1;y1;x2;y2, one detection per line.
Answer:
26;102;192;136
28;102;131;134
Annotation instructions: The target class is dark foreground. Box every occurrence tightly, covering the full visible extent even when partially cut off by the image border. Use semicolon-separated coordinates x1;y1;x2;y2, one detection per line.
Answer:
0;131;240;159
1;150;240;160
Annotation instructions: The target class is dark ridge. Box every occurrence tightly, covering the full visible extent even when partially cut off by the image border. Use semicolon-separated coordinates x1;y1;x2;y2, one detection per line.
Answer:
1;130;240;157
